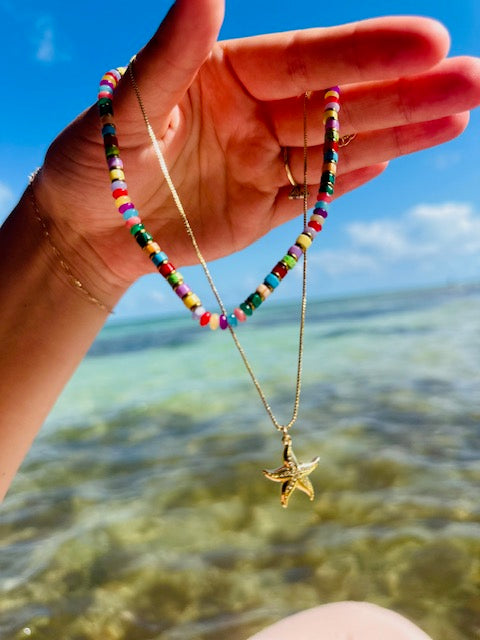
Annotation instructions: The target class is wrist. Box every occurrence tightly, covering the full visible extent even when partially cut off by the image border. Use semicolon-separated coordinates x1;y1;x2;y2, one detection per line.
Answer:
29;168;130;312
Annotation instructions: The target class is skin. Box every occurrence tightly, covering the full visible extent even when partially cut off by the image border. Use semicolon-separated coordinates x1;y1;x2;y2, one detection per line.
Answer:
1;1;480;508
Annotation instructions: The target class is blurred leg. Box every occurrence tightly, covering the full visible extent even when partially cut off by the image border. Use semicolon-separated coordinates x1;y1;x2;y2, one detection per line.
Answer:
248;601;433;640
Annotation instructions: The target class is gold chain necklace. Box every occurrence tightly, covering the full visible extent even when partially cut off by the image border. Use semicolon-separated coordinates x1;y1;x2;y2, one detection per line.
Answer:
128;65;320;507
97;59;346;506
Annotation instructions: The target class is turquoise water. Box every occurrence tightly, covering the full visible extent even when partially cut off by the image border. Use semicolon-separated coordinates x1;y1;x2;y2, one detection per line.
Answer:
1;285;479;640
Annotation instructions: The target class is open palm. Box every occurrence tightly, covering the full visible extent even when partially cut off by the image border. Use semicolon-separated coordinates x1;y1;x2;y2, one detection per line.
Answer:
35;0;480;297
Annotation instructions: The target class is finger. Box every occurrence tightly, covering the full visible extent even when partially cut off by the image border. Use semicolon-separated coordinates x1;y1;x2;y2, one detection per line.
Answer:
223;16;450;100
273;163;389;228
269;57;480;146
278;113;469;189
116;0;225;133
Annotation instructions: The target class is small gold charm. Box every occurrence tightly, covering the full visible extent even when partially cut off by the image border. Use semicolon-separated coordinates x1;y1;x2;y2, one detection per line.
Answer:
263;434;319;508
288;184;309;200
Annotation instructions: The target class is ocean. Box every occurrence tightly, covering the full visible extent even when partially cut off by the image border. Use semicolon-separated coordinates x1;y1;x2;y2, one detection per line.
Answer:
1;285;479;640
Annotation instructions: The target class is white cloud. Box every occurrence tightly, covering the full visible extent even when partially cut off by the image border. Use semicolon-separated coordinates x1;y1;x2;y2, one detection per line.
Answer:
310;202;480;281
33;15;71;63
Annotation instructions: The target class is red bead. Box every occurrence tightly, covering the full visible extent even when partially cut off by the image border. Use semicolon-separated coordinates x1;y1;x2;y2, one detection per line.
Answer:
112;188;128;199
159;262;175;276
199;312;211;326
308;220;322;232
272;262;288;279
103;134;119;147
324;141;339;153
317;192;332;203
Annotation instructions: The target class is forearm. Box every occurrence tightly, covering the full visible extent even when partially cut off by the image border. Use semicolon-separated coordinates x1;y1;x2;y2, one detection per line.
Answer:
0;189;124;502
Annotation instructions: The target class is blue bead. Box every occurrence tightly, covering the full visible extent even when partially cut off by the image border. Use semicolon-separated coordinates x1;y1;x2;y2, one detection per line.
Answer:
152;252;168;266
122;208;139;220
324;149;338;163
264;273;280;289
314;201;329;212
228;313;238;327
102;124;116;136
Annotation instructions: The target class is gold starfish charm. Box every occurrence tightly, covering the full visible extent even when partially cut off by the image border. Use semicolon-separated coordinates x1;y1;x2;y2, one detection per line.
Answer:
263;434;319;508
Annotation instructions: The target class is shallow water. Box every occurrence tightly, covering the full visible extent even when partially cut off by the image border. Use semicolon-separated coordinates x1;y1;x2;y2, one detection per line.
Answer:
1;285;480;640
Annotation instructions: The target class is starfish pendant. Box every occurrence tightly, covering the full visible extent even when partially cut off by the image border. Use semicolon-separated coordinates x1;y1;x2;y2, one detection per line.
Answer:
263;434;319;508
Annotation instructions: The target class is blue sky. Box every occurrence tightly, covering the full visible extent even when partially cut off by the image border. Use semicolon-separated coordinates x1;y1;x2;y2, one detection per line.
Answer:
1;0;479;318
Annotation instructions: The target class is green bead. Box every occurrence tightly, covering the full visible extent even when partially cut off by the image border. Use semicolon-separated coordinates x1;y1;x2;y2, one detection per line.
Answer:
135;231;153;248
167;272;183;286
98;99;113;116
247;293;263;309
105;145;120;158
130;223;144;236
240;302;253;316
282;254;297;269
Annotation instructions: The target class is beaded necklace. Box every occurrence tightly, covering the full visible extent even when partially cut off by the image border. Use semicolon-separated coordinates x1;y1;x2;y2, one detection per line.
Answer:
97;65;340;507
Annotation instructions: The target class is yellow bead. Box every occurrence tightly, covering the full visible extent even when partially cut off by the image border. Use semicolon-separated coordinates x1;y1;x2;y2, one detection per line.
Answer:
109;169;125;181
323;109;339;123
182;292;201;309
325;90;340;99
144;241;161;255
296;234;312;251
256;284;271;300
102;73;118;86
323;162;337;174
209;313;219;330
114;195;132;208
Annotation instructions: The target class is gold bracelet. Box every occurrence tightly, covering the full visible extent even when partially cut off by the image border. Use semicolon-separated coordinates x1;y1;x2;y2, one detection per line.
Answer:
28;169;113;314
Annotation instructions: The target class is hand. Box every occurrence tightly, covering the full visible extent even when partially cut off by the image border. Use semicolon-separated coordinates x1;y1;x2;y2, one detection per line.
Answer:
34;0;480;305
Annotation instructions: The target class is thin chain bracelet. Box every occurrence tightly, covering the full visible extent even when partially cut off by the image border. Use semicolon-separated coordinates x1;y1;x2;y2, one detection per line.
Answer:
28;169;112;314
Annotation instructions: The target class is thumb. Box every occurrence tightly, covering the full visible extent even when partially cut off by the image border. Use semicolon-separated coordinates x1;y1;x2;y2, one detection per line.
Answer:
117;0;225;133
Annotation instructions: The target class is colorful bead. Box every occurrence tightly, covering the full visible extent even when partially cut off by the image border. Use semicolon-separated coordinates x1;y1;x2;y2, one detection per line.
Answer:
295;234;312;251
272;262;288;279
209;313;220;330
151;252;168;266
228;313;238;327
264;273;280;289
239;302;253;316
175;283;190;298
282;254;297;269
99;70;340;328
144;242;161;255
247;292;263;308
200;312;211;326
183;293;200;309
159;262;175;276
234;307;247;322
192;305;206;319
286;245;302;260
256;283;271;299
125;216;142;228
122;208;139;220
167;272;183;286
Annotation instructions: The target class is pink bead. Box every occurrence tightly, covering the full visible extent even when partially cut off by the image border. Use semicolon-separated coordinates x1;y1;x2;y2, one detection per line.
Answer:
324;101;340;111
234;307;247;322
125;216;142;228
98;91;113;99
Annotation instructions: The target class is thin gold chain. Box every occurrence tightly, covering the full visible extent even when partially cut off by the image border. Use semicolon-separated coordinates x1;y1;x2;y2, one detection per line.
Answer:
129;62;309;434
28;168;112;314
